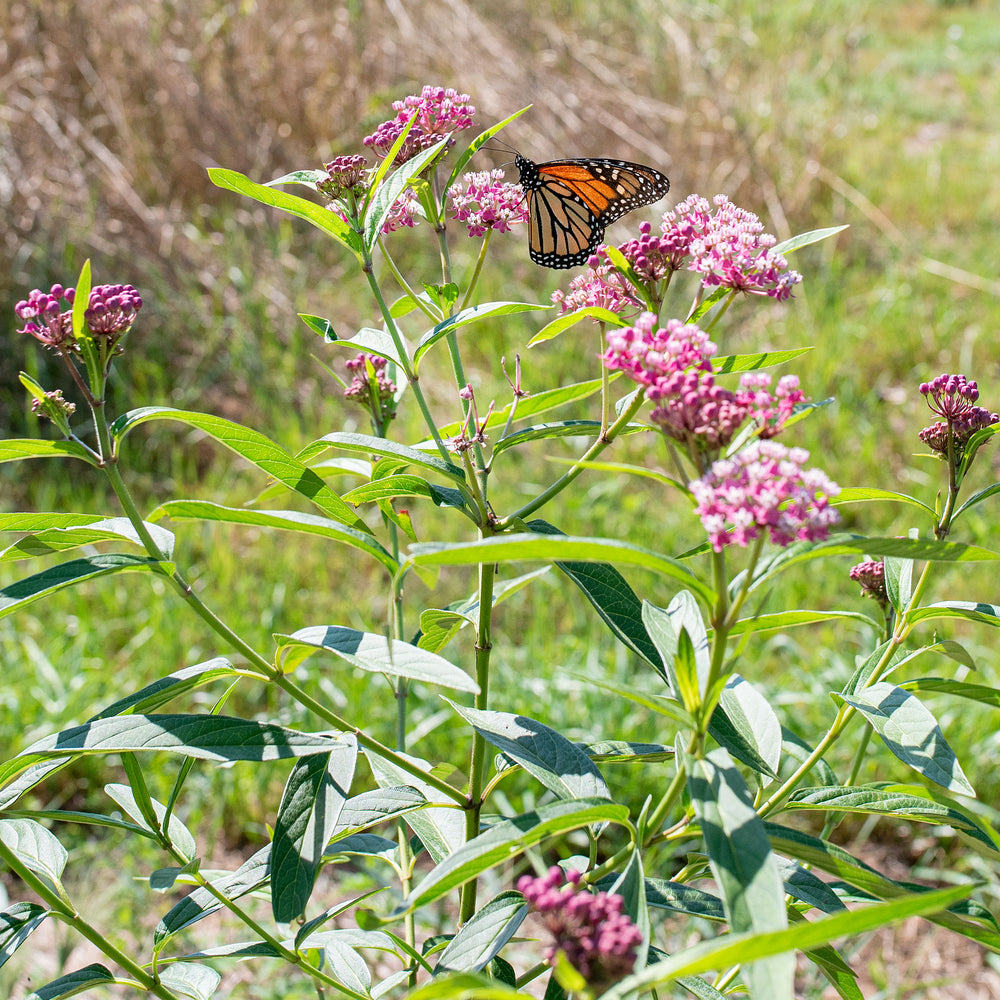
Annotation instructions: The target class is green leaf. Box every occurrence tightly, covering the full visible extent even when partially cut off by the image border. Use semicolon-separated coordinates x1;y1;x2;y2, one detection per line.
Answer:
786;784;995;848
272;740;358;923
0;439;97;467
580;740;674;763
320;325;405;367
0;716;351;789
434;890;528;974
602;884;972;999
841;682;975;795
275;625;478;692
727;609;882;638
954;481;1000;520
110;407;369;531
404;972;522;1000
775;857;846;913
448;703;610;802
773;225;849;254
25;964;115;1000
365;137;450;249
415;302;549;369
366;753;465;865
643;594;710;709
402;799;629;912
0;902;48;969
631;878;725;921
711;348;813;375
313;431;464;481
152;500;398;573
527;519;664;672
209;167;362;254
0;517;175;563
908;600;1000;628
493;420;607;457
683;747;793;999
883;554;913;614
0;819;68;893
155;847;271;952
342;475;468;514
158;962;222;1000
104;782;198;861
0;554;167;619
406;534;713;603
327;786;427;843
94;658;241;718
0;512;107;532
528;306;627;345
836;486;935;515
714;674;782;778
901;676;1000;708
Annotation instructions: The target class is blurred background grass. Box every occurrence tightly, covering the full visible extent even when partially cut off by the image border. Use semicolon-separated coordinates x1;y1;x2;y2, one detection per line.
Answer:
2;0;1000;991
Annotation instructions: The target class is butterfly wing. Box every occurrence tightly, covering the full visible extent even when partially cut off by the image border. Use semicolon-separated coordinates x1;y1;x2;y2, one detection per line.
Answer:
515;154;670;269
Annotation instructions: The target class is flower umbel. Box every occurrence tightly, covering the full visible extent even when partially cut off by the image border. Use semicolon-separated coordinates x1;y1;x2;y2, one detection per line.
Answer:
363;86;475;165
450;169;529;237
344;353;397;427
551;256;642;318
849;559;888;604
15;285;77;351
518;867;642;991
918;374;998;457
317;155;369;200
690;440;840;551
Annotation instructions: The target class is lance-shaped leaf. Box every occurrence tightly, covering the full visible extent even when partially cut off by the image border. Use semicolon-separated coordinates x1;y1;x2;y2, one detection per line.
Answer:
683;747;794;1000
448;703;610;802
105;783;198;861
0;517;175;562
786;783;993;848
414;302;549;368
110;407;369;531
154;846;272;951
311;431;464;480
272;739;358;923
158;962;222;1000
327;785;427;842
275;626;477;692
493;420;610;457
0;554;168;619
0;715;351;788
367;753;464;864
711;348;812;374
401;799;629;912
773;225;849;254
909;600;1000;628
0;902;48;970
209;167;362;254
153;501;398;573
406;534;713;603
24;964;115;1000
716;674;782;779
601;884;972;999
840;682;975;795
404;972;522;999
901;676;1000;708
434;890;528;974
0;439;97;467
342;476;468;514
528;306;628;344
0;819;68;893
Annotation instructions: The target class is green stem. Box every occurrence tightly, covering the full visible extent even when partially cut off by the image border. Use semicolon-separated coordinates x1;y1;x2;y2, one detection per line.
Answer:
458;551;496;923
0;838;181;1000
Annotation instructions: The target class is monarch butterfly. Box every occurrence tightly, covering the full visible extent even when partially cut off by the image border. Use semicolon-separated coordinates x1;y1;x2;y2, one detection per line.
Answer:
513;152;670;269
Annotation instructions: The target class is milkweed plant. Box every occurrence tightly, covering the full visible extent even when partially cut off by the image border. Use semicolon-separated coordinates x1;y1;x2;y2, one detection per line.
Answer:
3;85;1000;1000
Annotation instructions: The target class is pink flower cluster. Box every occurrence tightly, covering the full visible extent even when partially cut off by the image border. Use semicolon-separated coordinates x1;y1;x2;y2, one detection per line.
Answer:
344;353;397;421
16;282;142;352
918;373;998;455
518;867;642;989
849;559;888;602
604;312;716;387
363;86;475;165
317;154;369;199
450;169;529;237
738;372;806;438
690;441;840;551
550;257;642;317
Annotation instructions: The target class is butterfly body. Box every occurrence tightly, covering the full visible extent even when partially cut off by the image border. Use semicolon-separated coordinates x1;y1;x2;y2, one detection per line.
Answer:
514;153;670;268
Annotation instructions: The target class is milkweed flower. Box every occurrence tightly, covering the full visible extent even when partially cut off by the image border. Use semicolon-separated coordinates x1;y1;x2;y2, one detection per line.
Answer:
659;194;803;299
616;219;690;283
16;282;142;354
344;353;397;424
518;867;642;990
317;154;369;199
450;169;529;237
15;284;76;350
918;374;998;456
363;86;476;165
690;441;840;552
849;559;888;604
551;256;641;317
603;312;716;387
379;187;422;233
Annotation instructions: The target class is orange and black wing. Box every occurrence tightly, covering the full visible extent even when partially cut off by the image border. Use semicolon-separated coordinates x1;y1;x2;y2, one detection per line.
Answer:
515;154;670;269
